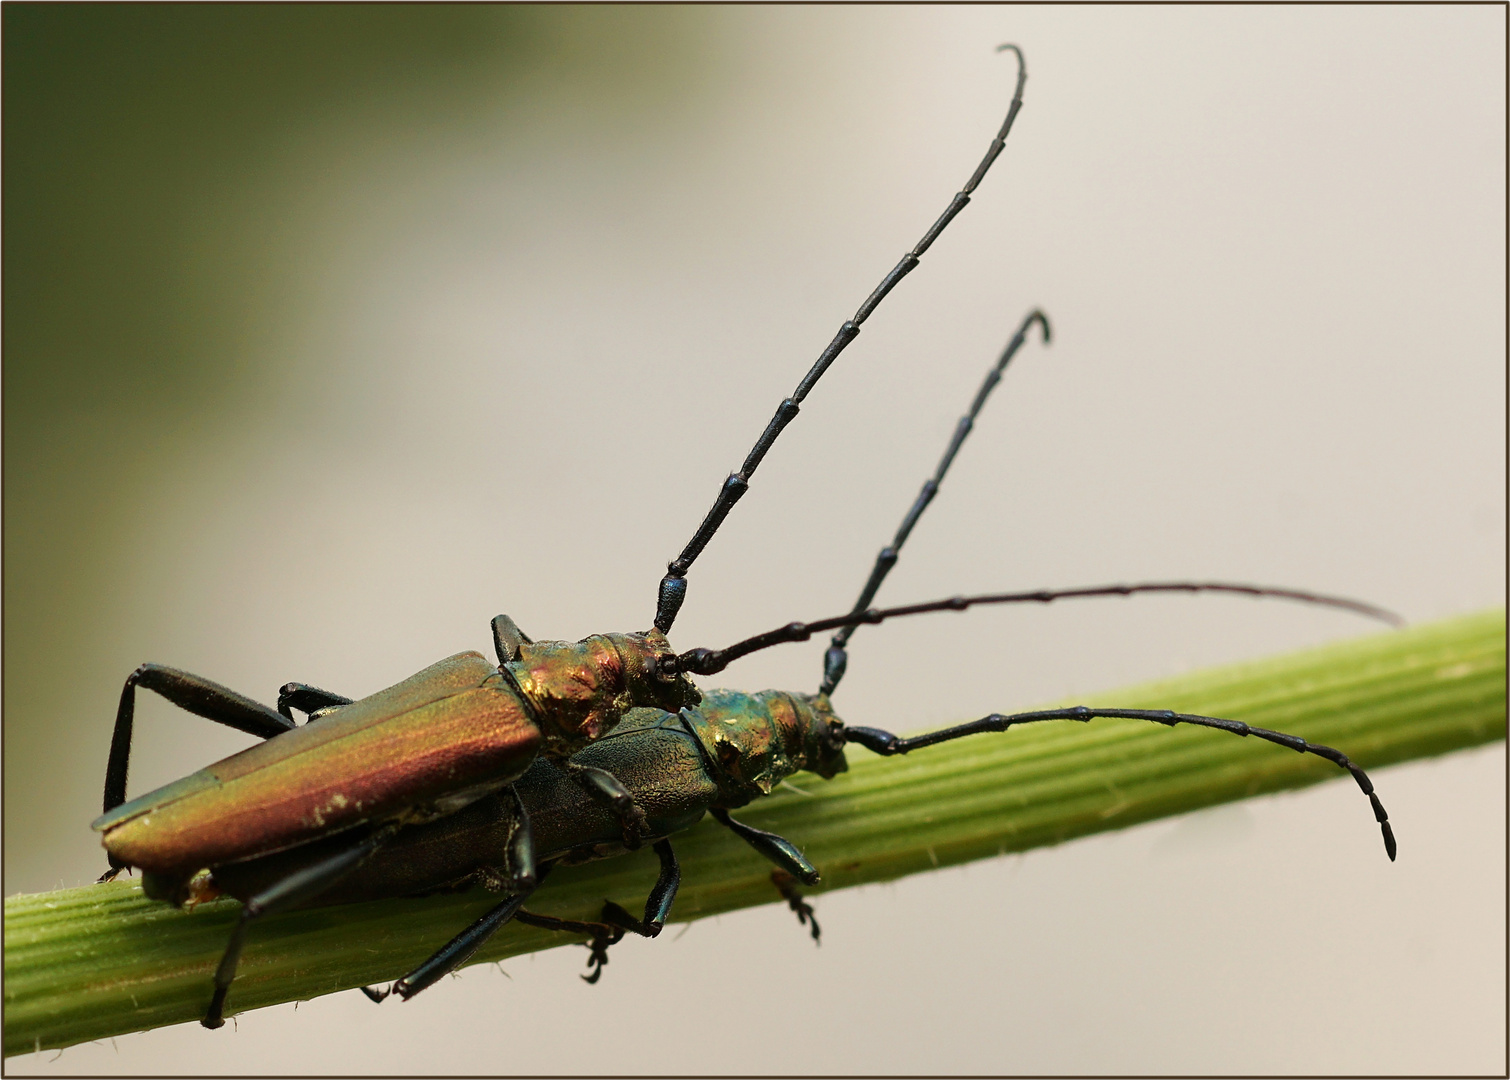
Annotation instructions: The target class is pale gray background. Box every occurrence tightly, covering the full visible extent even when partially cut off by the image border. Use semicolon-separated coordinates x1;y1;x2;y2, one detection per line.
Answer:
7;6;1504;1074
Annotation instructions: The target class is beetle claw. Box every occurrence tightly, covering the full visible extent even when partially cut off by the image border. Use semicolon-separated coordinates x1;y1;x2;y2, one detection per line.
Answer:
578;925;624;984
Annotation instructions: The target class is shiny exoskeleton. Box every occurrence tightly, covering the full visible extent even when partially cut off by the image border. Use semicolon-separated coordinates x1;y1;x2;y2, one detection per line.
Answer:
93;623;698;1026
195;687;849;997
91;42;1400;1029
196;651;1395;1004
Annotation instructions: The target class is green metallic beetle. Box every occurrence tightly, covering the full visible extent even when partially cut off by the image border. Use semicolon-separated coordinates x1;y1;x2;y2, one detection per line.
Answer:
191;610;1397;1010
92;622;700;1026
181;683;851;1002
90;44;1399;1029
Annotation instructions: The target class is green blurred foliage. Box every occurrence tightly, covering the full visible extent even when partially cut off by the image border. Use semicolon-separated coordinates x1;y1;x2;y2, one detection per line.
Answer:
3;4;711;891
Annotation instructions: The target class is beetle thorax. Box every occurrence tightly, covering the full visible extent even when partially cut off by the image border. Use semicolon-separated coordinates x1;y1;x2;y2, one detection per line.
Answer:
508;630;699;759
683;688;848;807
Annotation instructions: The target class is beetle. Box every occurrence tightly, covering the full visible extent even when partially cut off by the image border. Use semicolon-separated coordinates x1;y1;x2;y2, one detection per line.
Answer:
130;287;1397;1019
92;621;703;1026
88;41;1035;1029
89;43;1399;1029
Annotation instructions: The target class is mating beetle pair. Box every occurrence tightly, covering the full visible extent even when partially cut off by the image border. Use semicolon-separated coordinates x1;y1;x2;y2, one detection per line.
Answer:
92;45;1398;1029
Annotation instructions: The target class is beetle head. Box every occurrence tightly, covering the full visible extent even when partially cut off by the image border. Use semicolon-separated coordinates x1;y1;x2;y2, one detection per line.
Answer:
797;693;850;780
614;629;703;714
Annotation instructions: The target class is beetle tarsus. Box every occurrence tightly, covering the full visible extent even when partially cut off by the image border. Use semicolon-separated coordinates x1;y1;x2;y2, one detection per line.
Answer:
359;984;392;1004
579;928;622;984
772;870;821;944
511;907;627;984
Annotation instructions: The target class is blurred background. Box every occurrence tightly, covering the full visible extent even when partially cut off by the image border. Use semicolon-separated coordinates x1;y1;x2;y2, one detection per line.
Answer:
4;5;1503;1073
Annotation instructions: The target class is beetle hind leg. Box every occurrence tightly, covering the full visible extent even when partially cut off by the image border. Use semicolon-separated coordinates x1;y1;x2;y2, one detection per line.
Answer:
275;683;353;722
367;892;535;1004
202;824;397;1028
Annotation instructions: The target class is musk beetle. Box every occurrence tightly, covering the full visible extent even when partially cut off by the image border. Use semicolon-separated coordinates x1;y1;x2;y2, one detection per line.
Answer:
91;44;1399;1028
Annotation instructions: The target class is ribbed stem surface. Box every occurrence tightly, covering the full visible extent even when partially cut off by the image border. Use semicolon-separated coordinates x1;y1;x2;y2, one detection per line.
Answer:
5;609;1503;1056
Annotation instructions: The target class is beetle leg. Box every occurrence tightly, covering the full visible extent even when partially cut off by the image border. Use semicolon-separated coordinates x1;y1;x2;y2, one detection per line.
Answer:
203;822;399;1029
710;807;820;885
100;664;296;880
771;869;821;944
490;614;532;664
275;683;353;722
561;761;649;850
513;910;627;984
598;839;681;940
502;785;537;893
380;891;535;1002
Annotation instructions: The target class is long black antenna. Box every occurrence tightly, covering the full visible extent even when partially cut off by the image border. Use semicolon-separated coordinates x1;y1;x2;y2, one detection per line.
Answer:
674;581;1403;676
653;44;1032;636
842;705;1397;861
821;309;1050;697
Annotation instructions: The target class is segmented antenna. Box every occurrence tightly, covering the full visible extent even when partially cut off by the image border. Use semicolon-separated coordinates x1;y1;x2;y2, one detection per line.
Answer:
653;44;1032;635
843;705;1397;861
674;581;1403;676
821;309;1051;697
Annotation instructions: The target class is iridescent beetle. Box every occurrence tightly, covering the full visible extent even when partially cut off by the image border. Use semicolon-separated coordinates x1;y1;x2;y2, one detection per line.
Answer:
93;45;1398;1027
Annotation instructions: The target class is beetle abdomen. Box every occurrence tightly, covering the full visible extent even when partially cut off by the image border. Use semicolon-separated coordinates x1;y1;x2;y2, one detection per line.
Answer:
95;652;541;874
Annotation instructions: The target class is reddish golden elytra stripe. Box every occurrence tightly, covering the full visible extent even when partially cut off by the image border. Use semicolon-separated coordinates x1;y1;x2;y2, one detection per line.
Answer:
94;653;541;874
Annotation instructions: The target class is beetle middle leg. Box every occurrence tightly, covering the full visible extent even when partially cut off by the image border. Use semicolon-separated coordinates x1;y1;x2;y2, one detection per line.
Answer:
597;838;681;939
517;838;681;984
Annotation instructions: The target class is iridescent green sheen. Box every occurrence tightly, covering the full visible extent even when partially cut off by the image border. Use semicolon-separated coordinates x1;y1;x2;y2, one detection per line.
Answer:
681;689;847;805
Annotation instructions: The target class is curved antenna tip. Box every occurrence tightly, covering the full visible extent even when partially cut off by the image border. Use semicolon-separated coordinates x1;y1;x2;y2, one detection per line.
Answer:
1029;308;1052;344
995;43;1027;93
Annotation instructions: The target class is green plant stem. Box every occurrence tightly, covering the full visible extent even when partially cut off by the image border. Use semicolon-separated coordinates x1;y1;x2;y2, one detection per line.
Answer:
5;609;1504;1056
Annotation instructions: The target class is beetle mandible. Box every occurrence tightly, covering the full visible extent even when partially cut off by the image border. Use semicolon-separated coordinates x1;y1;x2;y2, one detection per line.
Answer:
91;44;1400;1029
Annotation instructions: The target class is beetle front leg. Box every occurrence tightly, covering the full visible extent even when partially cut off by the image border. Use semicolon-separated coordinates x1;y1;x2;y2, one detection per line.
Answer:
490;614;532;664
561;761;649;850
709;807;819;885
771;869;821;943
204;823;399;1028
